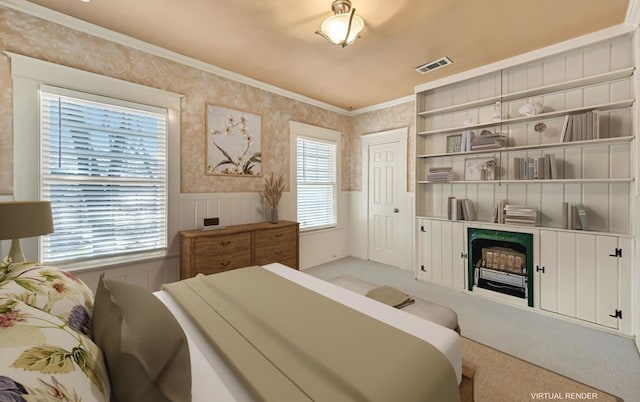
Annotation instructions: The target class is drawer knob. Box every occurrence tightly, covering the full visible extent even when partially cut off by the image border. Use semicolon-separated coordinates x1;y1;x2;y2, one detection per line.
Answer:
275;250;282;255
220;261;231;266
275;233;283;238
221;240;231;246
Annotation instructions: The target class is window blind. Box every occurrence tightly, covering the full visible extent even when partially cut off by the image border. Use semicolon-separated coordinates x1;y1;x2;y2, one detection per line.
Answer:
296;136;337;230
40;87;168;263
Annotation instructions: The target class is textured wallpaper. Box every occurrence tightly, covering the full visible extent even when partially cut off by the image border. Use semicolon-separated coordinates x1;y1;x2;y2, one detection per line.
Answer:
348;102;416;192
0;6;412;195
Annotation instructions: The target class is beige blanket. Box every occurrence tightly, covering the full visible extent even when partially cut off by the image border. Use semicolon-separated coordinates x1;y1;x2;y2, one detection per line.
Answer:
163;266;459;402
365;285;415;308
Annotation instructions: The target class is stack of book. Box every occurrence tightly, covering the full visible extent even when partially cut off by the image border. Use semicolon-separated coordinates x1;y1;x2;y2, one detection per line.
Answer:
513;154;558;180
448;197;476;221
560;111;599;142
471;131;507;151
427;167;455;182
503;204;538;226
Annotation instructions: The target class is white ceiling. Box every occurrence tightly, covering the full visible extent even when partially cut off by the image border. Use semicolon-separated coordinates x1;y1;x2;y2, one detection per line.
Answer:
22;0;633;111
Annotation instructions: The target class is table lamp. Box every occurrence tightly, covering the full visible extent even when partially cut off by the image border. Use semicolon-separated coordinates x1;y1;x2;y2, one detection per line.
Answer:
0;201;54;263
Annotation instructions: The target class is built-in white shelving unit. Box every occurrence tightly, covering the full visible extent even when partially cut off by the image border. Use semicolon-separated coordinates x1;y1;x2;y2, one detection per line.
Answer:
414;33;635;334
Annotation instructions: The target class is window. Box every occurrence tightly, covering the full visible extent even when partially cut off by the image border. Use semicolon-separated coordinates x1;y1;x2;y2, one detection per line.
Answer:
39;86;168;263
296;135;338;231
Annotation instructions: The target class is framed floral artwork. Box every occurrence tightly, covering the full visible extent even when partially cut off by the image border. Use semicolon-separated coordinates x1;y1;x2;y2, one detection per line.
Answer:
206;104;262;176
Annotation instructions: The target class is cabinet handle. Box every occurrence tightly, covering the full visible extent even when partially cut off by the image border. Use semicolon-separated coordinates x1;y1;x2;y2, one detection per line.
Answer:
275;233;283;237
221;240;231;246
220;261;231;266
536;265;545;273
275;250;282;255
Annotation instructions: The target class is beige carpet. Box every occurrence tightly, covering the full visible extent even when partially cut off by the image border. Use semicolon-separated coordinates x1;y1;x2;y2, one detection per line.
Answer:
462;337;621;402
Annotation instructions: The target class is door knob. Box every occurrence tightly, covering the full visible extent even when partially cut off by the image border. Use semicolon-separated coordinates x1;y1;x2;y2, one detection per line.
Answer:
393;208;399;213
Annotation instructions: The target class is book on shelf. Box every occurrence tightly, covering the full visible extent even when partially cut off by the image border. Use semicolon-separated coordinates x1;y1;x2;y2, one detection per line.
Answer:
496;199;507;224
562;111;599;142
562;202;589;230
470;131;507;151
427;167;455;182
575;203;588;230
504;204;538;226
513;154;559;180
549;154;558;179
462;199;476;221
559;115;571;142
490;203;499;223
448;197;476;221
461;131;474;152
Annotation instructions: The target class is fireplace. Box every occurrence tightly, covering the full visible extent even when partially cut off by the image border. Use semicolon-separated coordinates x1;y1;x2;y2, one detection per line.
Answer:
467;228;534;307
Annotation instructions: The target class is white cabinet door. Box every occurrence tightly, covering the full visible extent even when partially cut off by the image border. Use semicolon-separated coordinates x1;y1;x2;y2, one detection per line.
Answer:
538;231;624;329
539;230;559;313
417;219;465;289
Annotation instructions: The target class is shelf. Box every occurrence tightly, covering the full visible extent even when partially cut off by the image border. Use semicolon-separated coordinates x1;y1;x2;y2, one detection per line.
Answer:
416;67;635;117
417;136;634;158
415;216;633;237
500;67;635;103
417;178;634;184
417;95;502;118
417;99;634;136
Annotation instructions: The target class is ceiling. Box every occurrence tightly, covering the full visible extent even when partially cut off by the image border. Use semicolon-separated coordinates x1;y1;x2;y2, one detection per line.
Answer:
25;0;632;111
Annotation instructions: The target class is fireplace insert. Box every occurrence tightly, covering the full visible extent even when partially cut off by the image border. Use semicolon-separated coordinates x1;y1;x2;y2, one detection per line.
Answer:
467;228;534;307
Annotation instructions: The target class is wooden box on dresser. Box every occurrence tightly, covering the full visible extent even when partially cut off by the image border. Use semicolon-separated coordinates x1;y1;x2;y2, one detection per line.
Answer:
414;32;635;335
179;220;300;279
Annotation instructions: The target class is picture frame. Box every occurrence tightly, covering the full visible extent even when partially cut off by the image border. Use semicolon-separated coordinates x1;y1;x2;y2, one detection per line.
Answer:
446;134;462;153
464;157;496;181
206;104;262;176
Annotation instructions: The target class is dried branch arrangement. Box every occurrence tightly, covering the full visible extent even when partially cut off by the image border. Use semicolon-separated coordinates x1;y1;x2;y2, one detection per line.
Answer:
263;173;285;208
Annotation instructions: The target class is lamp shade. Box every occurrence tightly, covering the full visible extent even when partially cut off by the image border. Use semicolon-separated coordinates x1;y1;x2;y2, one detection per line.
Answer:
0;201;54;240
319;12;364;46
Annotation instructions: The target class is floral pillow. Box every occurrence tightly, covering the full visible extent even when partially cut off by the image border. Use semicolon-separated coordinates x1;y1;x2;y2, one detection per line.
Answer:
0;260;94;337
0;299;110;401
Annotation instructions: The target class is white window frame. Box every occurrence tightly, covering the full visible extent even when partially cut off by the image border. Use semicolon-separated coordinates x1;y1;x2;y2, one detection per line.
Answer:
289;121;342;232
7;52;182;270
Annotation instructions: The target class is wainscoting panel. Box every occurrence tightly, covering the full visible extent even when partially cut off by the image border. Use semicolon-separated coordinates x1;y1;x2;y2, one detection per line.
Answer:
180;192;268;230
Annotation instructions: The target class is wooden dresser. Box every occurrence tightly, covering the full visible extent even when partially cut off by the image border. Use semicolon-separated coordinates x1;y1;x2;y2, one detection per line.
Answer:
179;220;299;279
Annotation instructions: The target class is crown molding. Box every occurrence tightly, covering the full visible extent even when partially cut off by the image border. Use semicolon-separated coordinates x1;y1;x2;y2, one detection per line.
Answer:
0;0;353;115
349;95;414;116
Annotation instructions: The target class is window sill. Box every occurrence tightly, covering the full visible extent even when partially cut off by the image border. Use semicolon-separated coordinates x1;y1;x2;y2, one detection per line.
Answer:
300;225;342;236
55;250;178;273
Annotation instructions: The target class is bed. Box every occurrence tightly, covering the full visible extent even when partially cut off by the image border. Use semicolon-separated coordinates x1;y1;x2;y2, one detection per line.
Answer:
0;261;461;402
155;263;462;402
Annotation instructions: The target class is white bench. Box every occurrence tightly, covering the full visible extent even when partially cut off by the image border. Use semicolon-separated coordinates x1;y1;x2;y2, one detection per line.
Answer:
329;275;460;333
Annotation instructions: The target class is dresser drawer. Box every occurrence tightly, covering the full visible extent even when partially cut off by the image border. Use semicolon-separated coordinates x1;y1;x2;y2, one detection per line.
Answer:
254;244;297;266
180;221;299;279
194;233;251;259
194;250;252;276
254;226;297;248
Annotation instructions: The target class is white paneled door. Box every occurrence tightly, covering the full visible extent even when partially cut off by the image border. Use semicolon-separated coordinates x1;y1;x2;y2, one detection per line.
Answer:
368;140;403;266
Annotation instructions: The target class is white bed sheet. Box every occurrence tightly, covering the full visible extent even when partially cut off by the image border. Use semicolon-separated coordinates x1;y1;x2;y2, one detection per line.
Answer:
155;263;462;402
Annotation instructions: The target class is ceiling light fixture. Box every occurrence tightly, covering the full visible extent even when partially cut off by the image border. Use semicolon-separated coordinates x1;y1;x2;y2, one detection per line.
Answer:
315;0;364;48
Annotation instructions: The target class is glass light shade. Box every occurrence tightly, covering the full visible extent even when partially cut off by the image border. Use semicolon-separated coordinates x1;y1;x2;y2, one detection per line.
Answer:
320;12;364;45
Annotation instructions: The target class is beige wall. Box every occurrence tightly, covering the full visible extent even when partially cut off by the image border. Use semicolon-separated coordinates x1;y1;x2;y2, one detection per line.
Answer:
0;6;353;195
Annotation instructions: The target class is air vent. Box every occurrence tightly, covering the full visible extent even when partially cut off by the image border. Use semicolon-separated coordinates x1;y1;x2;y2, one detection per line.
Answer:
415;56;453;74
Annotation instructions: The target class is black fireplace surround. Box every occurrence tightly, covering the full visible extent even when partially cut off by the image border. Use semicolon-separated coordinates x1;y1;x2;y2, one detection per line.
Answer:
467;228;534;307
